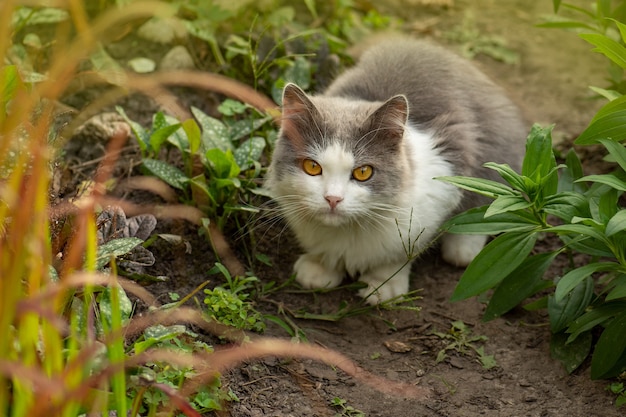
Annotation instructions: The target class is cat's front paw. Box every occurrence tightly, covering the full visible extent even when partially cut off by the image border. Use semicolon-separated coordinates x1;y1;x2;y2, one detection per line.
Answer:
294;254;344;289
358;266;410;305
441;234;488;267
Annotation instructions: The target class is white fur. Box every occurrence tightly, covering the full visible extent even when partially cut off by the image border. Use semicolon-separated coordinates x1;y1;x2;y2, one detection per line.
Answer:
269;126;470;304
441;234;488;267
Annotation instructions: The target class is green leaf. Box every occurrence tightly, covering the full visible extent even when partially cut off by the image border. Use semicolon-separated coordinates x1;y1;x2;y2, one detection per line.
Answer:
483;162;526;191
183;118;202;155
284;56;312;90
549;276;594;333
576;174;626;191
233;137;266;169
552;0;561;12
575;94;626;144
142;158;189;190
95;237;143;270
483;251;558;321
558;148;586;193
435;176;516;198
600;138;626;173
116;106;149;153
607;274;626;301
606;210;626;237
550;330;592;374
555;262;620;302
566;301;626;343
484;195;532;217
579;33;626;69
149;123;181;155
442;206;540;235
544;223;610;245
450;231;538;301
522;124;556;182
192;106;233;151
229;116;271;142
206;148;240;178
0;65;19;109
591;310;626;379
542;192;589;222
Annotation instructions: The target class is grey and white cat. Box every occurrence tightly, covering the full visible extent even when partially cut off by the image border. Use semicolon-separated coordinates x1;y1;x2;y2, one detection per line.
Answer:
265;38;526;304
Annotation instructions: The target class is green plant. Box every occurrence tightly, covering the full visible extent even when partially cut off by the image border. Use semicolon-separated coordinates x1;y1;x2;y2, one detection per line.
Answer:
331;396;365;417
118;100;272;229
203;263;265;333
607;380;626;407
435;9;626;387
128;324;237;415
433;320;497;370
438;122;626;378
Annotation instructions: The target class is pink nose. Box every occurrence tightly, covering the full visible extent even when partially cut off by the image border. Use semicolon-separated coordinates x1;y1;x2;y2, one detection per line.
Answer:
325;195;343;209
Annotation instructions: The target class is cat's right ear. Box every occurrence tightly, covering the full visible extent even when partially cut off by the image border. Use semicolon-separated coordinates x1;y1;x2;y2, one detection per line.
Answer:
280;83;317;149
281;83;315;116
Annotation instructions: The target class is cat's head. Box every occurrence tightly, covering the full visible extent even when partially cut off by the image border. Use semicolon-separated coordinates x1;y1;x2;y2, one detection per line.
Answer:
266;83;410;227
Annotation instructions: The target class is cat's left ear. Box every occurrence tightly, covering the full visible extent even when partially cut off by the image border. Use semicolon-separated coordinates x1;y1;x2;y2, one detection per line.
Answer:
369;95;409;140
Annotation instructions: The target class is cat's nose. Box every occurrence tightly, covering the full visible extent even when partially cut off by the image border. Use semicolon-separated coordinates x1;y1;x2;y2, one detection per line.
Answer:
325;195;343;209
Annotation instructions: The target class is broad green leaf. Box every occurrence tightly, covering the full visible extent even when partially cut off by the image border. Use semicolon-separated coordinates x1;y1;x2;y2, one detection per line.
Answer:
550;330;592;374
576;174;626;191
579;33;626;68
575;94;626;144
483;162;526;191
189;174;215;212
589;86;622;101
435;176;516;198
591;310;626;379
165;114;190;152
555;262;620;302
552;0;561;12
182;118;202;155
542;192;589;222
205;148;240;178
117;106;149;152
192;106;233;151
1;65;19;108
557;148;586;193
142;158;189;190
606;210;626;237
483;251;558;321
97;286;133;326
599;138;626;173
567;301;626;343
549;277;594;333
484;195;532;217
284;56;312;89
234;137;266;169
611;18;626;44
442;206;540;235
450;231;538;301
149;123;181;155
12;7;70;26
544;223;609;245
607;274;626;301
95;237;143;270
561;234;614;258
229;116;272;142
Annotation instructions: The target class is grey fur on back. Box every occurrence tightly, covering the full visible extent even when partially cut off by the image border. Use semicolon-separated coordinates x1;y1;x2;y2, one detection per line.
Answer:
323;38;527;211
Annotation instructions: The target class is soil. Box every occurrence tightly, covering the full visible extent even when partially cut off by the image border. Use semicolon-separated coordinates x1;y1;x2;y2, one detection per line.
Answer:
57;1;624;416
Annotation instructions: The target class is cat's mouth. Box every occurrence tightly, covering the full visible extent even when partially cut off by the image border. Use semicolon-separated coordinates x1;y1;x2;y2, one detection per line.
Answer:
316;207;350;226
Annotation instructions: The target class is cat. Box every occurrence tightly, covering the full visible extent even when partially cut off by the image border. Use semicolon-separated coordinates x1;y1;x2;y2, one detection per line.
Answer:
264;37;526;304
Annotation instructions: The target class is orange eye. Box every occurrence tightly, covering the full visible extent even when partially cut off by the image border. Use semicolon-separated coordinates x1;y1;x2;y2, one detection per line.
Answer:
302;159;322;176
352;165;373;181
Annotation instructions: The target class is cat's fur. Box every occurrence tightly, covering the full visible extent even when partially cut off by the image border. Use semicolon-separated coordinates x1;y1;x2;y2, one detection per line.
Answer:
265;38;526;304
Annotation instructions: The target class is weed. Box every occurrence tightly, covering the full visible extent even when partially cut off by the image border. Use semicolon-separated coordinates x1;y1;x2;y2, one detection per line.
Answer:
433;321;497;370
331;396;366;417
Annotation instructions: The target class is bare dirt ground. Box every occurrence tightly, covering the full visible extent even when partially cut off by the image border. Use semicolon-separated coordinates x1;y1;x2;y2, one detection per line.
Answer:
60;1;625;416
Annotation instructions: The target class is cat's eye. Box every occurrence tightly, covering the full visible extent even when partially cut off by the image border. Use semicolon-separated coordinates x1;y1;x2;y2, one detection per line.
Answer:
302;159;322;176
352;165;373;181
